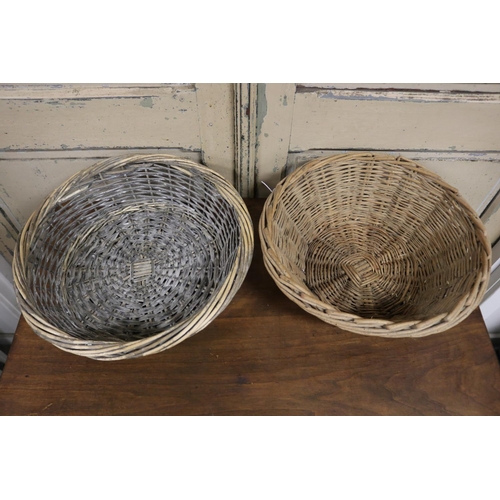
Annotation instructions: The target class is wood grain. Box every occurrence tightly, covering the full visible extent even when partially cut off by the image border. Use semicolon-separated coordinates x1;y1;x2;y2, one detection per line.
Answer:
1;199;499;415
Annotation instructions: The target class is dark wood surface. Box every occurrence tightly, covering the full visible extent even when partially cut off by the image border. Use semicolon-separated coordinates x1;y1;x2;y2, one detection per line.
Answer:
1;198;500;416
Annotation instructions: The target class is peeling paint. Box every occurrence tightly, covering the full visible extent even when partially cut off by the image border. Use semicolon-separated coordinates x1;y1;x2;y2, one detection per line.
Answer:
256;84;268;141
319;91;402;102
315;89;500;104
140;97;154;108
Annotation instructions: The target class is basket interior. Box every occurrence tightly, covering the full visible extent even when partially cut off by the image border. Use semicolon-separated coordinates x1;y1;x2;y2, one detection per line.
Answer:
271;161;484;322
26;162;241;341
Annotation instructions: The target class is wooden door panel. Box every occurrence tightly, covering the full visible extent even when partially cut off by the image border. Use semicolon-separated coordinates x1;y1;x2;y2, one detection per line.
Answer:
290;88;500;152
0;84;200;151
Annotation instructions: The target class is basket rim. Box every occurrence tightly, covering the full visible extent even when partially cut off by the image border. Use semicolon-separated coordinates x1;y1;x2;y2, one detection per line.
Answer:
13;154;254;359
259;152;492;338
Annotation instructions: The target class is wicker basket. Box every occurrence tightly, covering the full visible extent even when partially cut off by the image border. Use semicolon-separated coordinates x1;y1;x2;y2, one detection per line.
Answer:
259;153;491;337
13;154;253;360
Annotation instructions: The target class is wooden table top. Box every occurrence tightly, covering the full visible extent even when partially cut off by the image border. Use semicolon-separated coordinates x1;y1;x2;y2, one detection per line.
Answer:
1;199;499;416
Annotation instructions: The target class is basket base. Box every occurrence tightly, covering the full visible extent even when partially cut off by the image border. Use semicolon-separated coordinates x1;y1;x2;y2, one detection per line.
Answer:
305;231;417;320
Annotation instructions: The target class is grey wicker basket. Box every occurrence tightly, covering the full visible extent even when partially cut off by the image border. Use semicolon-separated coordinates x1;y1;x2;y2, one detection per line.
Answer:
13;154;253;360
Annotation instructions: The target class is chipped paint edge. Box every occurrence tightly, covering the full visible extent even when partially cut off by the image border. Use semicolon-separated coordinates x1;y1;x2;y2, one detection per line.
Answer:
234;84;258;197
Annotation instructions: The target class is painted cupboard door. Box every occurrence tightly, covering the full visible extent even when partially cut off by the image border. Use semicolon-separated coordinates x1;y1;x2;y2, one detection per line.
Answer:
0;83;234;263
249;83;500;245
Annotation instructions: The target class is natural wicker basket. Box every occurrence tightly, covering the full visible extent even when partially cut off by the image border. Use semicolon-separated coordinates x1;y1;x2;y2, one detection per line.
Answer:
13;154;253;360
259;153;491;337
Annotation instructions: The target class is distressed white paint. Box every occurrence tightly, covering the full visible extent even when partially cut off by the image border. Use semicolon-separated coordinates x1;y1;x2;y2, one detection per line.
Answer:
0;148;201;162
0;84;200;151
299;83;500;92
0;83;194;99
290;90;500;151
296;87;500;104
234;83;258;197
255;83;296;197
196;84;235;184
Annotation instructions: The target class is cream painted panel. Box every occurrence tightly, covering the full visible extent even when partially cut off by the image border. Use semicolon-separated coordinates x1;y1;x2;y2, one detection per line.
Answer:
0;149;202;228
196;83;235;184
287;151;500;218
0;83;194;99
255;83;296;197
290;90;500;151
0;84;200;151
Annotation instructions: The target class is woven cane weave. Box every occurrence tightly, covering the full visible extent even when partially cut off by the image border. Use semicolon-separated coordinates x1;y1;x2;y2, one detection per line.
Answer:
259;153;491;337
13;154;253;360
